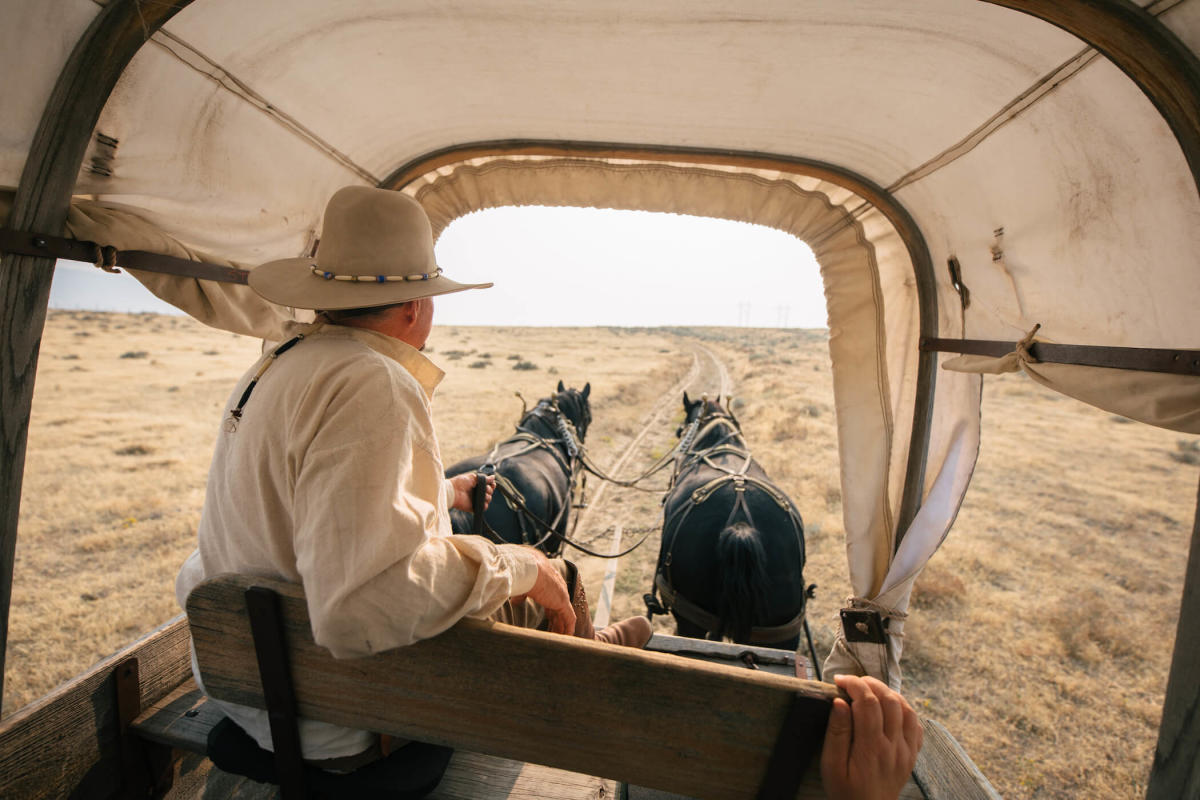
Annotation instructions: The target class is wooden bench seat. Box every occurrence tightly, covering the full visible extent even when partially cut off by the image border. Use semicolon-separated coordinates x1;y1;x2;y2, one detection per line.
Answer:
174;574;998;800
128;677;995;800
186;573;841;798
0;585;997;800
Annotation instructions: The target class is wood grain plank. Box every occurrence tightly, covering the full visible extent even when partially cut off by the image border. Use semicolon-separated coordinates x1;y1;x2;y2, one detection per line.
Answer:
0;616;191;799
645;633;797;678
160;750;281;800
432;754;617;800
911;719;1000;800
188;574;841;799
132;680;212;751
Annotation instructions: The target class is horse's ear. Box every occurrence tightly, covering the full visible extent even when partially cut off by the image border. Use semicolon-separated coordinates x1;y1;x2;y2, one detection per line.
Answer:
683;391;691;408
582;382;590;399
557;379;565;393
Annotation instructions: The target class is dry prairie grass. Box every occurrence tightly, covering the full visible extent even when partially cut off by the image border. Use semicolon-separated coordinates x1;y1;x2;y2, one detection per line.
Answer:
7;311;1198;800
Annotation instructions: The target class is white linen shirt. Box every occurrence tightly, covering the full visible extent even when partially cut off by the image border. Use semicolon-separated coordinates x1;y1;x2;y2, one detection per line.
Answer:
176;321;540;759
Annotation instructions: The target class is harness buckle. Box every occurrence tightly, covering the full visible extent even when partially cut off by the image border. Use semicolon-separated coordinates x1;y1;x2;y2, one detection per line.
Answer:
643;592;668;617
732;475;746;493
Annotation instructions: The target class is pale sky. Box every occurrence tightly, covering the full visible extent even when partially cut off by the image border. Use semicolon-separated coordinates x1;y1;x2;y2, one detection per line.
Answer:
48;206;827;328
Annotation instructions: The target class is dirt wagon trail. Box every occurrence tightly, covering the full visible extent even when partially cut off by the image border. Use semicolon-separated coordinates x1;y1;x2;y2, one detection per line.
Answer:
572;342;733;629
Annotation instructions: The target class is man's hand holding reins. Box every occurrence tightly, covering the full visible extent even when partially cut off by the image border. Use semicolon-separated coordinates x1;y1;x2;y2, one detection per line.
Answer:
449;472;494;512
509;548;576;635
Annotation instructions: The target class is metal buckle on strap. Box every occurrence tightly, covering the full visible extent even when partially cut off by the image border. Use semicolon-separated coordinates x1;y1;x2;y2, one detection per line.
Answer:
691;476;726;504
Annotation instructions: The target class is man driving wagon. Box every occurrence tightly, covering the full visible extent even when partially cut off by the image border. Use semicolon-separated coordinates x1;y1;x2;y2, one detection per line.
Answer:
176;185;921;798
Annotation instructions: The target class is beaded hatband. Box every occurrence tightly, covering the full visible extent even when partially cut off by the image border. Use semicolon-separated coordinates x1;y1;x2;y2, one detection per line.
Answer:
309;265;444;283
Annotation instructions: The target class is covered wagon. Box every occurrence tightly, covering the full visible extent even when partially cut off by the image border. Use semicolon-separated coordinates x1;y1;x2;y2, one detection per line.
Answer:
0;1;1197;798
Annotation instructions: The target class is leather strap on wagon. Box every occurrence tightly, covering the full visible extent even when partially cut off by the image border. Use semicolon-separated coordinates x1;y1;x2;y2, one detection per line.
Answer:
244;586;309;800
756;692;831;799
654;573;806;644
0;226;250;284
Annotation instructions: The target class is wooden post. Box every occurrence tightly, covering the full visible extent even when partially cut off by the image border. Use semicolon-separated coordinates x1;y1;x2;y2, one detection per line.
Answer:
0;0;191;709
1147;472;1200;799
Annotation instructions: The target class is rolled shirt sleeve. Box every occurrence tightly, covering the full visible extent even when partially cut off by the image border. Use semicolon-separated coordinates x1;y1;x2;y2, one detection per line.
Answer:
288;337;539;658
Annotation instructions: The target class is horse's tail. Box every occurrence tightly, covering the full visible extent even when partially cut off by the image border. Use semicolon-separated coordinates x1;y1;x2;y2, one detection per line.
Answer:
716;521;769;642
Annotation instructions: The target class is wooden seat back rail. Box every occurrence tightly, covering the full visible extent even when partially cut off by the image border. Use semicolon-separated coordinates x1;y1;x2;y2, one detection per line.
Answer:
187;574;840;799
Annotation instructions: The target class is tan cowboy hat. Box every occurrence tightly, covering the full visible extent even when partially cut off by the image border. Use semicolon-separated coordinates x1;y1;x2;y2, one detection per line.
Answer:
248;185;491;310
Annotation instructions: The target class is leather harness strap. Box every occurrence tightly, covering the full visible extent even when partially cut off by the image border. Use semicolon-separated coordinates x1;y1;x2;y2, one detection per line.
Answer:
470;403;578;548
465;400;653;558
654;573;807;644
689;471;793;508
755;692;832;799
653;410;809;643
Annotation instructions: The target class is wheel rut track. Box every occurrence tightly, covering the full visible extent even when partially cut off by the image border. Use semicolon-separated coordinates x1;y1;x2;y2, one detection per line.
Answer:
572;341;732;623
575;342;731;535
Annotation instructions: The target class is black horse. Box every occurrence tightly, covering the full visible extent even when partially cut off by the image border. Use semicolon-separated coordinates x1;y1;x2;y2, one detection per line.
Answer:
649;393;810;650
445;381;591;557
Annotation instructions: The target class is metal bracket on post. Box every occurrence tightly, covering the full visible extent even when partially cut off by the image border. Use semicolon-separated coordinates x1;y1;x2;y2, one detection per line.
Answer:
840;607;889;644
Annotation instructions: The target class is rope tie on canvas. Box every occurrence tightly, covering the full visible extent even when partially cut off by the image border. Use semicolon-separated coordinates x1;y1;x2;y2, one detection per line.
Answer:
93;243;119;273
